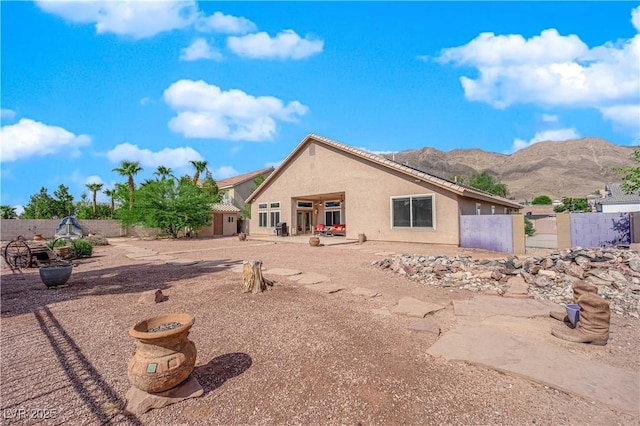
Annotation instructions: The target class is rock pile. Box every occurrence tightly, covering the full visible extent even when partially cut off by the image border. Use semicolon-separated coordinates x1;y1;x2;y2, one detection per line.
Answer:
373;246;640;318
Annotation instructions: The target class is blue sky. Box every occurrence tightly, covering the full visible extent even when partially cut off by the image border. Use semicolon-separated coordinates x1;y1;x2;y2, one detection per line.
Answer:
1;1;639;212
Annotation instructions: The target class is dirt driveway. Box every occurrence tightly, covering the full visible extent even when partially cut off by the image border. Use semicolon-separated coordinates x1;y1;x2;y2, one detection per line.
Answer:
1;236;638;425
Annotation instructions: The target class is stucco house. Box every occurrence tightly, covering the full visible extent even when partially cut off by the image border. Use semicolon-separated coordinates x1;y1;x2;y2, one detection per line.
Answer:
246;134;522;245
597;183;640;213
217;167;275;210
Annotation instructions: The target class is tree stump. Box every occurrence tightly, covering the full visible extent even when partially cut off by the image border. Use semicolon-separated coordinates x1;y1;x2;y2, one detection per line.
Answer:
242;260;274;293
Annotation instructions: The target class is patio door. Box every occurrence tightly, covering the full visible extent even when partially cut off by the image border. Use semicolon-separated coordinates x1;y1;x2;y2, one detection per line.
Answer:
296;211;313;234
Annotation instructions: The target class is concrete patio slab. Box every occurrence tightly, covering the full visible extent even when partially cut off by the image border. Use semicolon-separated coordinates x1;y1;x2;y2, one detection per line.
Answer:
454;296;558;318
289;273;330;284
352;287;381;298
305;283;345;294
263;268;302;276
392;297;445;318
427;321;639;416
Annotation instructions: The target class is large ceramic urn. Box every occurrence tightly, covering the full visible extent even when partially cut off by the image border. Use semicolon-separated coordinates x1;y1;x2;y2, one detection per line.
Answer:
128;313;197;393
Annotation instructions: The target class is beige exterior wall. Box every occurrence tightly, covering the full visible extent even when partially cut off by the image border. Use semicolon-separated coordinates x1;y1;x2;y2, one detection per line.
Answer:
249;142;513;245
511;215;526;255
556;214;571;249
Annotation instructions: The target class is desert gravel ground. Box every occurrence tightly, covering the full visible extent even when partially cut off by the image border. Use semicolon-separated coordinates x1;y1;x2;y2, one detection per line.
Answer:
1;236;638;426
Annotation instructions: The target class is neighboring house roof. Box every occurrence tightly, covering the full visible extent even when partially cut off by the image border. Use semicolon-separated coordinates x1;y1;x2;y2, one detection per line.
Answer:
598;183;640;205
246;133;522;209
217;167;275;190
211;203;241;213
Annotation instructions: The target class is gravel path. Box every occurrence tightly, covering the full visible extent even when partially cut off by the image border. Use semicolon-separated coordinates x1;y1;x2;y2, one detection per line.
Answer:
1;236;638;425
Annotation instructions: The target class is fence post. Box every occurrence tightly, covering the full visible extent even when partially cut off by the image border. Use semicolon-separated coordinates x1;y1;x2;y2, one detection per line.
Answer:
556;214;571;249
511;215;525;254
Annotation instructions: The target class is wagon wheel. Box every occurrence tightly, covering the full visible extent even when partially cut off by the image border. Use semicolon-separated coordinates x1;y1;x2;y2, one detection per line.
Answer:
4;240;32;269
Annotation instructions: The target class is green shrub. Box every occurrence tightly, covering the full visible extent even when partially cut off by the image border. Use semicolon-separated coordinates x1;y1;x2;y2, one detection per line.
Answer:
73;239;93;257
85;235;109;246
524;217;535;237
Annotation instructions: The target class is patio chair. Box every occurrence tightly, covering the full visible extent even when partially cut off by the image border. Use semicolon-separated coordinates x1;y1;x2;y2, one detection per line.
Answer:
313;224;326;235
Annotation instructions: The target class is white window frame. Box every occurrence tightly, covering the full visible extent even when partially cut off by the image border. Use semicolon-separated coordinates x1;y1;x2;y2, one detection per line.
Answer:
269;210;281;227
258;212;268;227
390;194;435;229
270;201;280;209
476;203;482;215
491;205;496;215
297;200;313;209
258;202;268;209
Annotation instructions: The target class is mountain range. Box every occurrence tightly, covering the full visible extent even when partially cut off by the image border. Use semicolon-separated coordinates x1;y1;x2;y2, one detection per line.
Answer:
384;138;636;201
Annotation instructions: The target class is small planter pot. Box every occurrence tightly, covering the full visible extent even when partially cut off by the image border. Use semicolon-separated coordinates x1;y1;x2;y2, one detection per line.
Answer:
33;233;43;241
238;233;247;241
128;313;197;393
309;236;320;247
39;264;73;288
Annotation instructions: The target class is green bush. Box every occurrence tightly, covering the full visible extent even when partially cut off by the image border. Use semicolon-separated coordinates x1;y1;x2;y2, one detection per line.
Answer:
85;235;109;246
531;195;552;205
73;239;93;257
524;217;535;236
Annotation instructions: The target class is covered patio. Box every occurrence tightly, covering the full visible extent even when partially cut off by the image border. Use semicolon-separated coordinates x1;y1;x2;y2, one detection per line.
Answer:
290;191;345;236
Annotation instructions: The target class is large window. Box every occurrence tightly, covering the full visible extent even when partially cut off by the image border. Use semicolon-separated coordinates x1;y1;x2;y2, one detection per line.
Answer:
391;195;433;228
258;212;267;227
325;211;341;226
258;202;268;227
270;211;280;227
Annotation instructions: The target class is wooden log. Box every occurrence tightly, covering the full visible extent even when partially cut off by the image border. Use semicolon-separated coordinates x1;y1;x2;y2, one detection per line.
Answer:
242;260;272;293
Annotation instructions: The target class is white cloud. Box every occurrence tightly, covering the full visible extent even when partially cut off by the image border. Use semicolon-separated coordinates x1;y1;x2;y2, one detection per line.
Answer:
36;0;197;39
196;11;256;34
106;142;204;168
599;104;640;135
510;128;581;152
437;15;640;135
213;166;238;180
85;175;104;185
357;147;394;155
14;205;24;216
180;38;222;61
140;97;153;106
227;30;323;60
541;114;558;123
163;79;308;141
0;118;90;162
1;108;16;120
632;6;640;32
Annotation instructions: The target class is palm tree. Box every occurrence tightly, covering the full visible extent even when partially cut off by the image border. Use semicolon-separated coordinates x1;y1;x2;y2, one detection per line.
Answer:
190;160;208;184
113;160;142;209
0;205;17;219
86;183;104;218
154;165;174;181
103;188;116;216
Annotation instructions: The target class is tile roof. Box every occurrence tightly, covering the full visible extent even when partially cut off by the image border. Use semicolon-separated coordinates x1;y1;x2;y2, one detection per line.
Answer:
246;133;522;209
599;183;640;205
216;167;274;189
211;203;241;213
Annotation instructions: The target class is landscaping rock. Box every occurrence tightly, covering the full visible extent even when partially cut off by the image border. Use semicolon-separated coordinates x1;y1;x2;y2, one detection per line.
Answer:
373;246;640;318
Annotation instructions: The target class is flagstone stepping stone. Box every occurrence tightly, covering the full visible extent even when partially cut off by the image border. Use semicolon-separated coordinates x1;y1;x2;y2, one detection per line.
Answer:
263;268;302;276
409;318;441;336
371;309;391;316
392;297;445;318
288;273;330;284
352;287;381;298
453;296;558;318
305;283;345;293
504;275;532;299
427;322;639;415
166;259;200;266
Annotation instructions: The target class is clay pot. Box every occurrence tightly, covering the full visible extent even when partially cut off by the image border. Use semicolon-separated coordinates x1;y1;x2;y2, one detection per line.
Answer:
238;233;247;241
128;313;197;393
39;264;73;288
309;236;320;247
33;233;43;241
